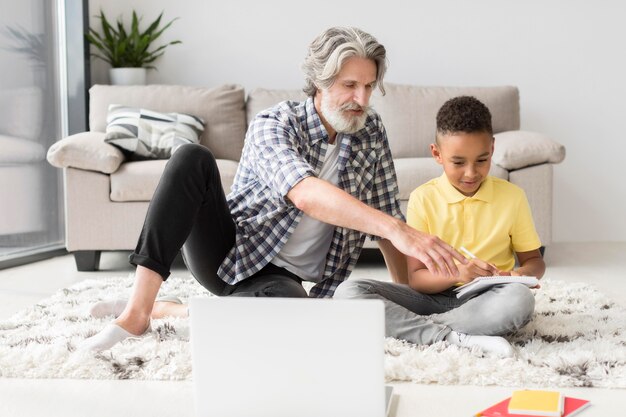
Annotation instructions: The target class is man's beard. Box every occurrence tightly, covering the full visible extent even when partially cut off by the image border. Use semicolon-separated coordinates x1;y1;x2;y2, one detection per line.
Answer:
321;95;370;134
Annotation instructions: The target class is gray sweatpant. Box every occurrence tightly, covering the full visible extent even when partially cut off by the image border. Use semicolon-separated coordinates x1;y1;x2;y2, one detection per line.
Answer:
333;279;535;345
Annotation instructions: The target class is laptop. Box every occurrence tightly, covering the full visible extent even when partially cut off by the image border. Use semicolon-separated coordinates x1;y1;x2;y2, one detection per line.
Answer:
189;297;391;417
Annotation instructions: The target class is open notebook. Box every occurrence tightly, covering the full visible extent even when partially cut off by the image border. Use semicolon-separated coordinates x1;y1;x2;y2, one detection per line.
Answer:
454;276;539;300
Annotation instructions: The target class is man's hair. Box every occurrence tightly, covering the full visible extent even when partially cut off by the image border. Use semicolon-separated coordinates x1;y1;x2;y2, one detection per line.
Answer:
301;27;387;97
436;96;493;140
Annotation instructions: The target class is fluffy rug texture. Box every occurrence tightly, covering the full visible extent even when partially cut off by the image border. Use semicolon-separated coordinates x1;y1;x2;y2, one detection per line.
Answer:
0;276;625;387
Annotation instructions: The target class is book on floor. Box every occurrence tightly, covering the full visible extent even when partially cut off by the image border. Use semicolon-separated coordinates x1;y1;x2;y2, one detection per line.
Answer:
454;276;539;300
475;394;591;417
508;390;563;416
561;397;592;417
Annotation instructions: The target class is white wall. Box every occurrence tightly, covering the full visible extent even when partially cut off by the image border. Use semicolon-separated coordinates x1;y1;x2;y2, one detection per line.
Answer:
88;0;626;242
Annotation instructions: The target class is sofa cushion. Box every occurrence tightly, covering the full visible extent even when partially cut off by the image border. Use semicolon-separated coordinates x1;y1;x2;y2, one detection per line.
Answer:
393;157;508;200
109;159;239;202
488;163;509;182
90;84;247;161
493;130;566;170
370;84;520;159
394;158;443;200
46;131;125;174
246;88;307;124
104;105;205;160
0;135;45;164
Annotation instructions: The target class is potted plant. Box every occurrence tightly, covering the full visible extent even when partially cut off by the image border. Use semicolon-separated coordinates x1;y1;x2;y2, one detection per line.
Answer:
86;10;181;85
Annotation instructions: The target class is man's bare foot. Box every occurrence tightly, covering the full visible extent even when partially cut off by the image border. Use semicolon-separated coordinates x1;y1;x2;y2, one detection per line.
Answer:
151;300;189;318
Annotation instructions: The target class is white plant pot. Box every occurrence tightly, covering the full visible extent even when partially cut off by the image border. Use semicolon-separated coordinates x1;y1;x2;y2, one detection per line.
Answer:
109;67;147;85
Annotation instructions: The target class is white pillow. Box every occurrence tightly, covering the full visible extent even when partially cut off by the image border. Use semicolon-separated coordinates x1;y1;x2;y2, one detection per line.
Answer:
47;131;125;174
104;105;205;160
493;130;566;170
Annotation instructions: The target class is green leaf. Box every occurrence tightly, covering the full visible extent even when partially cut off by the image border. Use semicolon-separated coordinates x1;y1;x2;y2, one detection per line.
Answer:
84;9;181;68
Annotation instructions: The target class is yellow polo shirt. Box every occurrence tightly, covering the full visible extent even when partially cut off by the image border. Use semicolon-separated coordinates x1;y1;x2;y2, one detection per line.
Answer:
407;174;541;272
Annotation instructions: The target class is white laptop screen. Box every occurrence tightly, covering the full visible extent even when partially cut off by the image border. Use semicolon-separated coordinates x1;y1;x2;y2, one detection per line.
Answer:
190;297;386;417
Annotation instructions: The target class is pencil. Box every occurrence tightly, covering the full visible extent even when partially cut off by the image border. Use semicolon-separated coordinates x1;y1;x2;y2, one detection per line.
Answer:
459;246;477;259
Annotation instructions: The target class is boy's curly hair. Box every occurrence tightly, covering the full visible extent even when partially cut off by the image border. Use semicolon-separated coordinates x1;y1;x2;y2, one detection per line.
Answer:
436;96;493;139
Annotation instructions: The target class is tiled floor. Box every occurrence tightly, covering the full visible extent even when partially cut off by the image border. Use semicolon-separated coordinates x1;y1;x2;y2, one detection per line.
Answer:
0;242;624;416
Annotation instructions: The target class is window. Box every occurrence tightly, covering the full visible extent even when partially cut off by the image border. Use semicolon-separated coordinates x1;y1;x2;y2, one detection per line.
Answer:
0;0;88;266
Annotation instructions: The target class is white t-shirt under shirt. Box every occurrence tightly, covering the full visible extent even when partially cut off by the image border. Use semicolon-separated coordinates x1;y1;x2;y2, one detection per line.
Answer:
272;141;341;282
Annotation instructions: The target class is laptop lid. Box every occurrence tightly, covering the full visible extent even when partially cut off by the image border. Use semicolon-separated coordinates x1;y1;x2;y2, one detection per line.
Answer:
190;297;386;417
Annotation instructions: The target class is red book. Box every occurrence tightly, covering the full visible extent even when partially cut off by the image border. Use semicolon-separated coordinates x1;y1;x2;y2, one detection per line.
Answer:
476;396;591;417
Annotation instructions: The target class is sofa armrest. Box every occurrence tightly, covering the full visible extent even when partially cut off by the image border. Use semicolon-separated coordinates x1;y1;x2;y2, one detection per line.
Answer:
47;131;125;174
492;130;565;170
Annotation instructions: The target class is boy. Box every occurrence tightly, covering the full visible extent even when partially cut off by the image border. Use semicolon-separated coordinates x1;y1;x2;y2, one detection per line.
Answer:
334;96;545;357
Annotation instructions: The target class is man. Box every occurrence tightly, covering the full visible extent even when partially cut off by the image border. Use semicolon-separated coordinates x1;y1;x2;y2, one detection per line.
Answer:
81;26;465;351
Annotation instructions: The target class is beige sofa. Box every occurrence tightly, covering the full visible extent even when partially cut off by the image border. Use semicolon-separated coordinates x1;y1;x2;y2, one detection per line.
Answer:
47;84;565;270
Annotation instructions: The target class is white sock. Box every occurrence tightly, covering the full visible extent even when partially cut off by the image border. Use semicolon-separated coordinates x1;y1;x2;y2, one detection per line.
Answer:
78;323;150;352
444;330;515;358
89;299;128;318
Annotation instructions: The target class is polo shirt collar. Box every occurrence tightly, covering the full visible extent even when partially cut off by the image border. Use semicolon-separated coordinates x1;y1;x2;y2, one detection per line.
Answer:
437;174;494;204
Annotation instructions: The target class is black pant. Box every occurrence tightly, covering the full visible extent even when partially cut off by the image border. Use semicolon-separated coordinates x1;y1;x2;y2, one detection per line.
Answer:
129;144;307;298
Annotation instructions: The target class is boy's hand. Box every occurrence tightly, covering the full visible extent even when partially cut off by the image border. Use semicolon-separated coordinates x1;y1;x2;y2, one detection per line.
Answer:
457;258;499;284
502;269;541;288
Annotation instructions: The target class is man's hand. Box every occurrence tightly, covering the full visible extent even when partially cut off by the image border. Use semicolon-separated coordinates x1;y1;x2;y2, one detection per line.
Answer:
388;221;467;278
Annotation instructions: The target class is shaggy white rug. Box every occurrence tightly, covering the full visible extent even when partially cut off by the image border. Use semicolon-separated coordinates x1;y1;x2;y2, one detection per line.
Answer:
0;276;625;387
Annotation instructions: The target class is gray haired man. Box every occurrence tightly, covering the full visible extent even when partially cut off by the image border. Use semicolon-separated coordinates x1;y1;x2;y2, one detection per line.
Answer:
81;26;465;351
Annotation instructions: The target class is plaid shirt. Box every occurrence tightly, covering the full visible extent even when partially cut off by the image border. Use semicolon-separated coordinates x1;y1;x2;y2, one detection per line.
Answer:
219;97;403;297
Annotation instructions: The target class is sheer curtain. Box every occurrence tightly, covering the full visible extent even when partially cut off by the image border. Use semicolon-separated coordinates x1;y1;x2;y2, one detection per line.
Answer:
0;0;87;263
